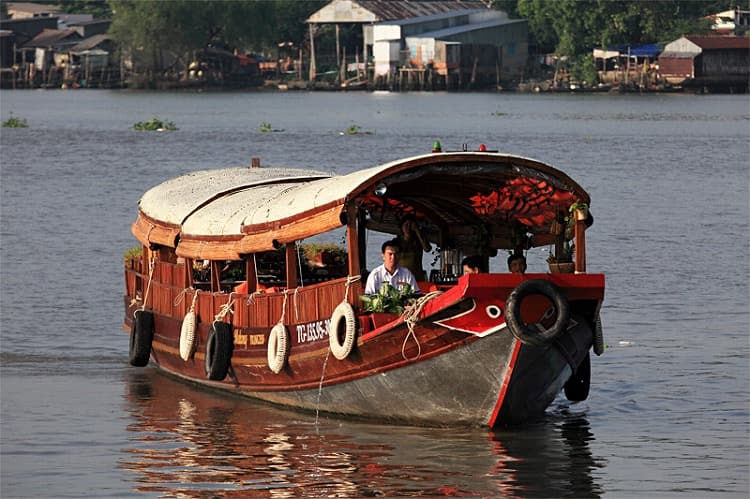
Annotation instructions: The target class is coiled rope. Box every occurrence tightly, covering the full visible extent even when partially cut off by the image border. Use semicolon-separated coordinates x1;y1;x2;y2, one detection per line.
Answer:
400;290;443;361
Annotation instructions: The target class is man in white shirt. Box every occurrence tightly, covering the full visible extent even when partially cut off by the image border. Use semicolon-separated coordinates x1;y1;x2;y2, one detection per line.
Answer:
364;239;420;295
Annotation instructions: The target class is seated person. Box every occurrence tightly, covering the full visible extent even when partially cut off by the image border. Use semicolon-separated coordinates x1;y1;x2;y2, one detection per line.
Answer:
364;239;420;295
461;255;484;275
507;253;527;274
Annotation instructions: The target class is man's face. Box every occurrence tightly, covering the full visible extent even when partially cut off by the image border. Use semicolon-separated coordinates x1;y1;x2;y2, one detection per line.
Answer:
382;246;399;270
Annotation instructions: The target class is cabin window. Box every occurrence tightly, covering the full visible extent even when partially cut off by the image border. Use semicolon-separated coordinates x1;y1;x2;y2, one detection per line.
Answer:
192;259;246;292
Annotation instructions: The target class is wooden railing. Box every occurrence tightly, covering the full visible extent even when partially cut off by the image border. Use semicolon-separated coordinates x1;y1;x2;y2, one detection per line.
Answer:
125;259;362;328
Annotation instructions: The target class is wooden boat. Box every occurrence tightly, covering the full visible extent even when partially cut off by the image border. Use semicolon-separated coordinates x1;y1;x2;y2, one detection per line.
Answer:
123;150;605;427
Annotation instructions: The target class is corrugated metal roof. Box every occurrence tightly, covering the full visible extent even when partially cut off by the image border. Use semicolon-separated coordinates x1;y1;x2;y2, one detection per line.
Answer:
685;35;750;50
376;7;487;25
308;0;489;24
71;33;112;51
24;28;79;48
405;17;523;40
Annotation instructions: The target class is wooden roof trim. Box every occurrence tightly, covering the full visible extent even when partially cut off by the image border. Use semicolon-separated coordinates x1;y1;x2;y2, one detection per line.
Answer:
131;211;180;248
175;237;244;261
238;204;345;254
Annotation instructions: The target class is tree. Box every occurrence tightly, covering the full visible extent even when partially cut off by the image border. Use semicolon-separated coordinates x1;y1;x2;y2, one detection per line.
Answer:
511;0;736;56
107;0;323;84
56;0;112;18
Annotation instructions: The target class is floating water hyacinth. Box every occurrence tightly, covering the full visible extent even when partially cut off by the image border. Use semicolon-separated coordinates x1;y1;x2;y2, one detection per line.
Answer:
132;118;177;131
2;112;28;128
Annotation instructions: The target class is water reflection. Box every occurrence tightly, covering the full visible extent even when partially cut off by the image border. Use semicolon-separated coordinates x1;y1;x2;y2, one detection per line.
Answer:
121;369;603;497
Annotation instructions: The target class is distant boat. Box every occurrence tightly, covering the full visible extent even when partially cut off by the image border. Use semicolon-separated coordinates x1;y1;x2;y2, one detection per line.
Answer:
124;150;605;427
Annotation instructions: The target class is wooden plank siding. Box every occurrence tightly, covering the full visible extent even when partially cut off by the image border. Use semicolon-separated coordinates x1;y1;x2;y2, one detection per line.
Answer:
126;260;363;331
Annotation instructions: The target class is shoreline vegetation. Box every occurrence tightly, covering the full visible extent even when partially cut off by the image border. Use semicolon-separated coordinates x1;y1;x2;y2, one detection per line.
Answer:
1;2;744;94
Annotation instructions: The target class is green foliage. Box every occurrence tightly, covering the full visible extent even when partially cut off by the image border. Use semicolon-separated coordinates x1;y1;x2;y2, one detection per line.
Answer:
2;113;28;128
512;0;730;56
107;0;324;76
569;55;598;85
132;118;177;131
360;283;416;315
547;241;574;264
56;0;111;18
124;246;142;261
343;124;373;135
259;122;284;132
299;242;346;265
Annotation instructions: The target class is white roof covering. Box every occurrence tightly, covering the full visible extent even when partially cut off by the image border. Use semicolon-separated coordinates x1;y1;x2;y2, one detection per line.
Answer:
139;167;329;230
133;152;591;258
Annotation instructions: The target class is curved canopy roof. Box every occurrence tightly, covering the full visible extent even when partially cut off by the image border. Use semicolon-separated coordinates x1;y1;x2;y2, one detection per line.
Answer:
132;152;591;260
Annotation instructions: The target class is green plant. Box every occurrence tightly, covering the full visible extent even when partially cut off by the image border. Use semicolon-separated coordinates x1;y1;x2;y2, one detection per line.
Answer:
132;118;177;131
259;122;284;132
360;283;416;315
124;245;142;261
300;242;346;265
343;124;373;135
568;201;589;218
2;112;28;128
547;240;574;264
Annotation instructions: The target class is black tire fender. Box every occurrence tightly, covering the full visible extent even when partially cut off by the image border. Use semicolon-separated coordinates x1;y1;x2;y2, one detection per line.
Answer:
564;352;591;401
205;321;233;380
129;310;154;367
504;279;570;347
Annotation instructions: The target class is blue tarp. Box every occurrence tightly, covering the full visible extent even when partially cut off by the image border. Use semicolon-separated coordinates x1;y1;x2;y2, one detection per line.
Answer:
597;44;662;58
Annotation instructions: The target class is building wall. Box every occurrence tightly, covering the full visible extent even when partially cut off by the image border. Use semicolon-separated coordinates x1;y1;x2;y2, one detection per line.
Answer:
373;39;400;75
702;49;750;76
658;56;694;82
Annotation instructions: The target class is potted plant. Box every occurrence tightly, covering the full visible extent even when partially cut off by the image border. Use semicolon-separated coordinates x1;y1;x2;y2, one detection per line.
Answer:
547;240;575;273
569;201;589;222
360;283;417;327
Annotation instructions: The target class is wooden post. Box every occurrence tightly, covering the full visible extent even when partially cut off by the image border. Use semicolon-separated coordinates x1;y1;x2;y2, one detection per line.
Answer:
574;214;586;273
335;24;340;71
308;24;316;81
211;260;222;292
346;205;361;303
357;208;367;274
285;243;298;289
184;258;194;289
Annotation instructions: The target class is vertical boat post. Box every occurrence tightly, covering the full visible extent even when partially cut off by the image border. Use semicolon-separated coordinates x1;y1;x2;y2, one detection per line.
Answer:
285;242;298;288
574;209;587;273
345;203;361;302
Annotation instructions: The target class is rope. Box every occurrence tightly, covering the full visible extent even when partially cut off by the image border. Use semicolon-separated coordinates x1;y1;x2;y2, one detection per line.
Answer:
136;256;156;317
400;291;443;361
293;287;300;321
246;290;263;305
189;290;199;313
296;242;304;288
277;289;289;325
173;287;191;307
342;275;361;304
214;293;235;322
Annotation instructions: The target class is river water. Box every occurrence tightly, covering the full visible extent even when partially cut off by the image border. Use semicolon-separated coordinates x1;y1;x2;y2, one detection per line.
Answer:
0;89;748;498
